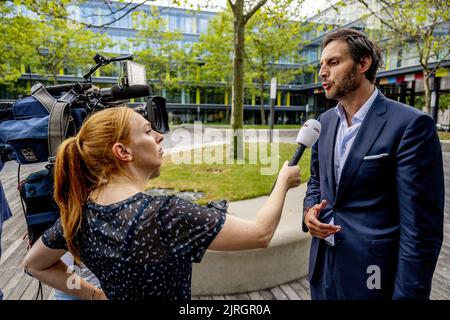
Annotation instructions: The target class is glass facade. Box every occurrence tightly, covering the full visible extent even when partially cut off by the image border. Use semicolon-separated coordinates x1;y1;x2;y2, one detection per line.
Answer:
301;47;318;64
299;0;448;75
3;0;448;124
74;2;216;56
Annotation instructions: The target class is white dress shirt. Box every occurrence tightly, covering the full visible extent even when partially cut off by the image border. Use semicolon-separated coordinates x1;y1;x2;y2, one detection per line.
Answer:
324;88;378;246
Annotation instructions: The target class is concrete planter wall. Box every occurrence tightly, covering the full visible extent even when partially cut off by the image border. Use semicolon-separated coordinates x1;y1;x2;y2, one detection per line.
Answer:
191;184;311;295
192;231;311;295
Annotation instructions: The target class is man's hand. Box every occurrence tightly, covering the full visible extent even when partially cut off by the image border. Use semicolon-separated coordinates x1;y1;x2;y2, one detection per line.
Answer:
304;200;341;239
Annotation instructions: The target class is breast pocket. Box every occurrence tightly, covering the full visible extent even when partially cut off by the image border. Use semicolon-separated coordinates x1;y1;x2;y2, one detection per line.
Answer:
354;156;393;191
360;157;389;168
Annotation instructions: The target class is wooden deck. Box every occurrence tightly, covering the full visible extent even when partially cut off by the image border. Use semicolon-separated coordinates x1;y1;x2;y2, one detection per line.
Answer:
1;154;450;300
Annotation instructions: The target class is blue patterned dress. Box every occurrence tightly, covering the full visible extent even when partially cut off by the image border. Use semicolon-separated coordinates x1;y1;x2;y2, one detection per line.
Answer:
42;193;225;300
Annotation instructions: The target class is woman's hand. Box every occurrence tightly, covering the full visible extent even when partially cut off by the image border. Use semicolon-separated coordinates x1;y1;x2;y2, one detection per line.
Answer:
276;160;301;190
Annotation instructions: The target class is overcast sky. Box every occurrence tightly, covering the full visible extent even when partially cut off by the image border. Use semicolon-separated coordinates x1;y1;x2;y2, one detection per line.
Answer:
150;0;334;18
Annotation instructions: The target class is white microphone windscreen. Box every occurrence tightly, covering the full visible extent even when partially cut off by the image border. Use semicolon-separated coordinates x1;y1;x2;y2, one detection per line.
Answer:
296;119;321;147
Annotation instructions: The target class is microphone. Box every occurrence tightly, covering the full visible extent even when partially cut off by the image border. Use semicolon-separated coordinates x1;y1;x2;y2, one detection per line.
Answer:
288;119;321;166
100;84;150;101
44;83;77;95
269;119;321;194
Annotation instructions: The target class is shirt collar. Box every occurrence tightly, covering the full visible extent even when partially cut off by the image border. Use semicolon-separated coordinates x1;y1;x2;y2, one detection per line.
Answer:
334;88;378;125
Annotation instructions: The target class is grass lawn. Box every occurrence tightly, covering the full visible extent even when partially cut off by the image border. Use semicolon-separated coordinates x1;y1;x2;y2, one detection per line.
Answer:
438;131;450;141
147;143;311;205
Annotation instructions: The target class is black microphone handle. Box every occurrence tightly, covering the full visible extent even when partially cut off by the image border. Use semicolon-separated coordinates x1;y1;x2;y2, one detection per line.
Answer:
288;144;306;166
44;83;92;95
269;144;306;194
110;85;150;100
44;83;77;95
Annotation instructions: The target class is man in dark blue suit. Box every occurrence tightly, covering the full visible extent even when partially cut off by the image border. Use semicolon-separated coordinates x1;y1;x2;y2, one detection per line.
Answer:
303;28;444;300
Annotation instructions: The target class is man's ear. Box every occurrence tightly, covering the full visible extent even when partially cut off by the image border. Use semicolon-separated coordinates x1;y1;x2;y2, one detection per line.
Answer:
111;143;132;162
359;55;372;74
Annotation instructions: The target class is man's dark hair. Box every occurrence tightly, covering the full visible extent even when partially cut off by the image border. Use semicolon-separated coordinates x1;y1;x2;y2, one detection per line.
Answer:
322;28;383;83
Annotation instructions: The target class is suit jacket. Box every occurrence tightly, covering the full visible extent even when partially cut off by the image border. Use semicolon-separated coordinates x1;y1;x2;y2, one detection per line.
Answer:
303;92;444;299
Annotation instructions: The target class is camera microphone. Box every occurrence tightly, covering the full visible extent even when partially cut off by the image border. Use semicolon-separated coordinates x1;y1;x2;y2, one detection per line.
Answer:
99;84;150;101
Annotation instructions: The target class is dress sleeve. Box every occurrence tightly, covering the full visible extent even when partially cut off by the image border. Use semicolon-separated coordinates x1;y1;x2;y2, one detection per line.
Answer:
159;196;226;263
41;218;68;250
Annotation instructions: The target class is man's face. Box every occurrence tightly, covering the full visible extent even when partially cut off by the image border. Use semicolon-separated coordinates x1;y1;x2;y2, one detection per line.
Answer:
319;40;361;100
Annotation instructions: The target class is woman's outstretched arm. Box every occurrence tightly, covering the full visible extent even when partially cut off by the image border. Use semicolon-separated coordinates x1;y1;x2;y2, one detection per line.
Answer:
209;161;300;251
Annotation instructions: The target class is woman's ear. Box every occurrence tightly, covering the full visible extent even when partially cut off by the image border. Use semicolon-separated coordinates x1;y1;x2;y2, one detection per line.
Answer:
111;143;132;162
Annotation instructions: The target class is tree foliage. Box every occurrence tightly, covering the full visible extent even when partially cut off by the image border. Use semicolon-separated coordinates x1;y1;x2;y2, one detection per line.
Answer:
246;8;309;124
1;0;111;89
132;7;194;92
356;0;450;115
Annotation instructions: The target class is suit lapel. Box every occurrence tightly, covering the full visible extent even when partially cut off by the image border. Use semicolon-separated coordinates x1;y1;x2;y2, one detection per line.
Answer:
334;93;387;205
324;114;340;201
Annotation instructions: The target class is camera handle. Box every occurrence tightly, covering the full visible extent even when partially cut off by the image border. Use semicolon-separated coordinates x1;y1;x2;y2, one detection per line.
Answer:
83;53;133;82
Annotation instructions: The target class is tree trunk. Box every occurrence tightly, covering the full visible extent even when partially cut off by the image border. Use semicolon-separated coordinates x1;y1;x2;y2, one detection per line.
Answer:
423;69;431;115
51;70;59;84
231;0;245;160
225;88;231;124
259;82;266;125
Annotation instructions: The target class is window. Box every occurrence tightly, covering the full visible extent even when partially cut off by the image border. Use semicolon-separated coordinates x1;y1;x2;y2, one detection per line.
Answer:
111;10;132;28
160;14;170;31
166;89;182;103
108;35;131;54
197;18;209;33
184;88;196;104
80;6;98;26
295;72;315;85
169;15;182;32
168;15;194;33
183;16;194;33
202;88;224;105
302;47;318;63
67;5;80;22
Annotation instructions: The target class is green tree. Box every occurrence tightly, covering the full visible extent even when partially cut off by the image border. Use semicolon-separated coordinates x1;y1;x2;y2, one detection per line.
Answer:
356;0;450;116
195;2;309;127
0;3;35;86
132;8;194;94
193;10;234;123
1;1;110;88
224;0;305;159
31;18;110;84
246;8;308;124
